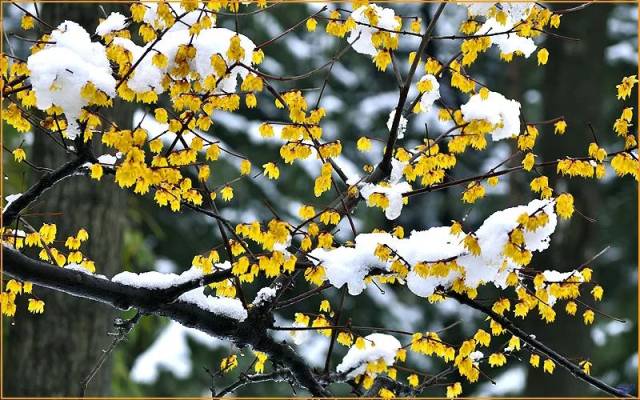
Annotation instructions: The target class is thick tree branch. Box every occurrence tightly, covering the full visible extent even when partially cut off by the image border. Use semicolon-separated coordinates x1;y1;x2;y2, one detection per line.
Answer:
2;247;330;396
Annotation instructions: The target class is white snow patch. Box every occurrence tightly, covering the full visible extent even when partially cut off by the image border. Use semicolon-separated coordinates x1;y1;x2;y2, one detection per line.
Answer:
27;21;116;139
112;266;247;321
478;16;537;58
97;154;118;165
130;320;224;383
311;199;558;296
477;366;526;395
336;333;400;377
95;12;128;36
387;109;408;140
418;74;441;113
460;91;521;140
348;5;401;56
113;27;254;95
360;180;412;220
252;286;277;306
3;193;22;212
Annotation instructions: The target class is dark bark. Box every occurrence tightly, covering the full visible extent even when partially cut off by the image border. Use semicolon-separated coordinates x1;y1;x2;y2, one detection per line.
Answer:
4;4;131;396
2;248;331;397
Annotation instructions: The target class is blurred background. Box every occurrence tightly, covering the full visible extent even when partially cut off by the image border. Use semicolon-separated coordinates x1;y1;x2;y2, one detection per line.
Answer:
2;2;638;397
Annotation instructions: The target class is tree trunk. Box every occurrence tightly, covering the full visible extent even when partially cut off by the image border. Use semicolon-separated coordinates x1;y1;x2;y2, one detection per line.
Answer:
5;4;131;396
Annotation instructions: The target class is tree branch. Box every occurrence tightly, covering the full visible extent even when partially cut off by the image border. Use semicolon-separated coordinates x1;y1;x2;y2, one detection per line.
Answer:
374;3;446;180
448;291;632;398
2;247;330;396
3;155;89;226
215;369;293;397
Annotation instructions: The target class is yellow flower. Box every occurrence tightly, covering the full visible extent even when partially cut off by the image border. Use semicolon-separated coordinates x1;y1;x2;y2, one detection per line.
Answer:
227;35;245;61
304;265;326;286
543;359;555;374
198;165;210;181
356;136;372;152
410;18;421;33
154;108;168;123
473;329;491;347
130;3;146;22
39;224;57;244
298;205;315;220
583;309;595;325
319;299;331;312
252;49;265;64
13;148;26;163
378;388;395;399
417;78;433;93
391;226;404;238
6;280;22;294
263;162;280;180
221;186;234;201
555;193;574;219
152;52;168;68
554;120;567;135
446;382;462;398
616;75;638;100
488;352;506;367
65;236;81;250
462;182;485;204
259;123;274;138
530;354;540;368
245;93;257;108
206;144;220;161
537;48;549;65
522;152;535;171
425;58;442;75
149;138;163;154
407;374;419;387
373;50;391;71
621;107;633;122
90;164;104;181
220;354;238;372
306;17;317;32
337;331;353;347
254;351;268;373
21;15;35;30
565;301;577;315
479;87;490;100
507;335;521;351
240;159;251;175
463;234;481;256
580;360;592;375
28;298;45;314
395;348;407;362
591;285;604;301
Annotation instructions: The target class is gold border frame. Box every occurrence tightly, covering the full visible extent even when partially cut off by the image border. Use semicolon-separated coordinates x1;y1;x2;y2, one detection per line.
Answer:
0;1;638;398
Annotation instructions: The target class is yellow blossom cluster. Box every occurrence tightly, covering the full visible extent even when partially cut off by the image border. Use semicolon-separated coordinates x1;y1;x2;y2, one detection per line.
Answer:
2;280;39;317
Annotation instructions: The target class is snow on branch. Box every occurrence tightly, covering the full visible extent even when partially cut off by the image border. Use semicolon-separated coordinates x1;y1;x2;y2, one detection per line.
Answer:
27;21;116;139
112;265;247;321
311;199;557;296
